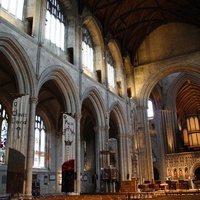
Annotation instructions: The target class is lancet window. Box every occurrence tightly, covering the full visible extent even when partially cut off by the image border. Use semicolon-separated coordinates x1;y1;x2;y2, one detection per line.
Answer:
33;115;47;168
82;26;94;71
45;0;65;50
107;50;115;88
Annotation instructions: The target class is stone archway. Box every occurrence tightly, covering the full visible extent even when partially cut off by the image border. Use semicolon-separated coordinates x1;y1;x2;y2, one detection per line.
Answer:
81;88;107;193
81;98;97;193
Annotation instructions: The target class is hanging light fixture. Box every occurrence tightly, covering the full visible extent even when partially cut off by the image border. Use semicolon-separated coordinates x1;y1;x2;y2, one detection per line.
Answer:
186;115;200;149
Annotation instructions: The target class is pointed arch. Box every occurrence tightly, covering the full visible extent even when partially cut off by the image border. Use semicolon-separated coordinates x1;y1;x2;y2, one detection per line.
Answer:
139;63;200;107
0;32;37;97
166;72;200;110
81;87;107;126
83;16;105;73
107;39;123;70
38;65;80;114
109;101;128;135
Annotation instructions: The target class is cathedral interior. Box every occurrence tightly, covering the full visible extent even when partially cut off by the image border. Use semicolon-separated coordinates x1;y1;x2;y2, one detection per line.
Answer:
0;0;200;198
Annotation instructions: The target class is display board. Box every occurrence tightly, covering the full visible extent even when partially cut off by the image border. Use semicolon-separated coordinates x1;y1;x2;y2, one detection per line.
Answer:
6;148;25;195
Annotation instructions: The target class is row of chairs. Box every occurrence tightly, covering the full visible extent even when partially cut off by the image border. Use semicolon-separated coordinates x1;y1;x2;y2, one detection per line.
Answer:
138;180;190;192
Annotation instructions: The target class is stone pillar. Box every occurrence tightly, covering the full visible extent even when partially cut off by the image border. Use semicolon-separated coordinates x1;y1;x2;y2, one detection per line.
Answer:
100;124;110;167
160;110;177;154
94;125;103;192
98;124;110;192
75;114;81;194
124;134;133;180
155;109;177;180
118;134;127;180
136;106;153;183
155;110;165;181
121;133;132;181
25;98;38;198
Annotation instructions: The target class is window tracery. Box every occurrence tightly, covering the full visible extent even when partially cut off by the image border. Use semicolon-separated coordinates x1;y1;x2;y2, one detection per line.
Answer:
82;26;94;71
107;50;115;88
45;0;65;50
33;115;47;168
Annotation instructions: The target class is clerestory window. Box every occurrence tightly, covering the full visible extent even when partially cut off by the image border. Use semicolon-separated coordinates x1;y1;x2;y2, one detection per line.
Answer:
33;115;47;168
45;0;65;50
0;103;8;164
82;26;94;71
107;50;115;88
1;0;25;20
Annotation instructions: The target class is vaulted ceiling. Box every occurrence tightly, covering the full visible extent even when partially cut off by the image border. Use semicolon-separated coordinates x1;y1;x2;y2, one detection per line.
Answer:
79;0;200;62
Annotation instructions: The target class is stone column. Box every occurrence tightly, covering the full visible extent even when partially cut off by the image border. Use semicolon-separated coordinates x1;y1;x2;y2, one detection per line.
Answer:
160;110;177;154
94;125;103;192
75;114;81;194
99;123;110;167
118;133;132;181
98;124;110;192
118;134;126;180
126;134;133;180
136;106;153;183
25;98;38;198
155;109;177;180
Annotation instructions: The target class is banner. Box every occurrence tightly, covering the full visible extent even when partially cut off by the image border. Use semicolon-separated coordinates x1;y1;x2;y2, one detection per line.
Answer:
62;114;75;162
11;95;29;154
62;114;75;192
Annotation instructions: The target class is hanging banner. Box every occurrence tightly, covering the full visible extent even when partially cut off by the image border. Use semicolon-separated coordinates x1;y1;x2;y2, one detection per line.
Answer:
62;113;75;162
11;95;29;154
62;114;75;193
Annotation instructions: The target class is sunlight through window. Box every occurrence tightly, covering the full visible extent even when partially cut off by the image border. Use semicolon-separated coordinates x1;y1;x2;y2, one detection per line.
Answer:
33;115;46;168
2;0;24;20
45;0;65;50
107;51;115;88
82;26;94;71
148;100;154;119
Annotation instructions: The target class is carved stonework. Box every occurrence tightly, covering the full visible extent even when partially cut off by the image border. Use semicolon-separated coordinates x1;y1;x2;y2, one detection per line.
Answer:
166;152;200;179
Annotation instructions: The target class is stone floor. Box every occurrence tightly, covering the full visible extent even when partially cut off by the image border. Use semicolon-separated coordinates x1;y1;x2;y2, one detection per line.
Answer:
31;190;200;200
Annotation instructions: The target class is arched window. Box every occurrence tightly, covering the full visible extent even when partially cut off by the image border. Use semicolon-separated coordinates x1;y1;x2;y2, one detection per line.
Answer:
45;0;65;50
82;26;94;71
1;0;25;20
147;99;154;119
33;115;47;168
107;50;115;88
0;103;8;164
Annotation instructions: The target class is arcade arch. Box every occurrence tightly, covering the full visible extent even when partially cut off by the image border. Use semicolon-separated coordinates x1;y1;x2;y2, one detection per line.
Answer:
137;63;200;181
80;88;106;192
